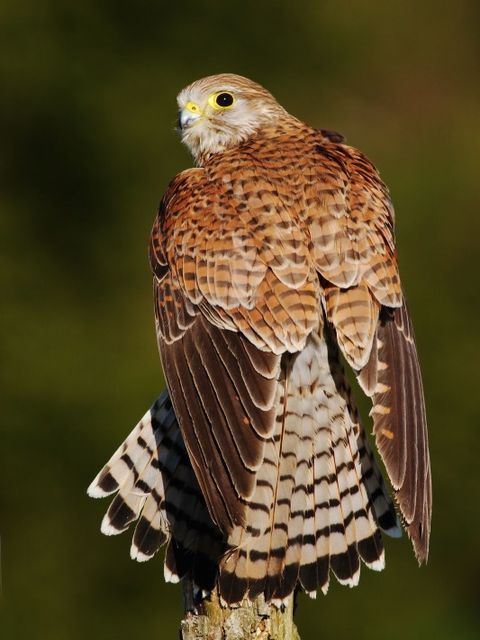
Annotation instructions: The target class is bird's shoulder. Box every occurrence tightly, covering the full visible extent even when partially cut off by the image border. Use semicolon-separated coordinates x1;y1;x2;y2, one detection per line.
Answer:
158;122;395;257
160;168;204;210
161;121;386;201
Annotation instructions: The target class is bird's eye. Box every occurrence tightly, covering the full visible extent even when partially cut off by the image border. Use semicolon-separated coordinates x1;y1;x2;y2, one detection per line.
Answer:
208;91;236;110
216;92;234;107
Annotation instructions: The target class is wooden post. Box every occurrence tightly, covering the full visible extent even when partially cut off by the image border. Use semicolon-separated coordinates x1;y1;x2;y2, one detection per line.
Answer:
180;580;301;640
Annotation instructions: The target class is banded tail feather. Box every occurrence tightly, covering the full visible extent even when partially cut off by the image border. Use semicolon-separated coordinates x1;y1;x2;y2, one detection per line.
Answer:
87;390;225;588
328;335;402;541
218;328;399;603
88;336;400;604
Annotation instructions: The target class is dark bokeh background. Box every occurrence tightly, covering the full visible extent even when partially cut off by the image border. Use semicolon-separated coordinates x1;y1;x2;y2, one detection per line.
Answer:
1;1;479;638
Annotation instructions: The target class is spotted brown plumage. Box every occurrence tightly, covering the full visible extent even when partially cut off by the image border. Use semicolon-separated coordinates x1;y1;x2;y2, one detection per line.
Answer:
88;73;431;604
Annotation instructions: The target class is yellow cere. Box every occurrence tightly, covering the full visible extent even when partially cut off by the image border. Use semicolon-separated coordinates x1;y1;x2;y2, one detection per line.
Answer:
208;91;236;110
185;101;201;114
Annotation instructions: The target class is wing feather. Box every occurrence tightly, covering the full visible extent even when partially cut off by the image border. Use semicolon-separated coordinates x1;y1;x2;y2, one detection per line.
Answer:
362;303;431;561
157;275;283;531
160;337;239;529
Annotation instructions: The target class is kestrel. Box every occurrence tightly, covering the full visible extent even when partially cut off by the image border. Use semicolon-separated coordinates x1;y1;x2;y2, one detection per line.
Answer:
88;74;431;604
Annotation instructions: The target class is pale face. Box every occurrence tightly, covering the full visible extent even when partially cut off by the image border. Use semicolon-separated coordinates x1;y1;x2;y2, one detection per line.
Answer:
176;74;286;163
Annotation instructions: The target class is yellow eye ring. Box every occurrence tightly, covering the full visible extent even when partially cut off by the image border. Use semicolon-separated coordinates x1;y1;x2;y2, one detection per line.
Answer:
208;91;236;110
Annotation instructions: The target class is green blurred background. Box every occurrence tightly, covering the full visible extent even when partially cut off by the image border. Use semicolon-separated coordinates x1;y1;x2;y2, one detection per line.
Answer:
1;1;479;638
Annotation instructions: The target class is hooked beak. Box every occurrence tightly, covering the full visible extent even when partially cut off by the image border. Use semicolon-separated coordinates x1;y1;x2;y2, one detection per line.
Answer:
178;102;203;130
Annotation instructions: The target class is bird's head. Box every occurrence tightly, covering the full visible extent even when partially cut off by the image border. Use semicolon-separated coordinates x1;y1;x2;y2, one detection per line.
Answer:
177;73;287;164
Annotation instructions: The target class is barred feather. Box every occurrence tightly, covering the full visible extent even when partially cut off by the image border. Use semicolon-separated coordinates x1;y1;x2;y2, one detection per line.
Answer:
88;391;224;586
218;328;398;603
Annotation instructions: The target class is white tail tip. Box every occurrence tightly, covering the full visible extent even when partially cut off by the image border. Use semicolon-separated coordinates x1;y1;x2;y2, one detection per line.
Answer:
100;514;123;536
366;552;385;572
164;565;180;584
87;479;108;499
130;545;153;563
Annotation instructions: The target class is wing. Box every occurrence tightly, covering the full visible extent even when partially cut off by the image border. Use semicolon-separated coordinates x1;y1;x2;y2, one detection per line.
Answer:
150;167;320;534
305;140;431;561
152;133;431;565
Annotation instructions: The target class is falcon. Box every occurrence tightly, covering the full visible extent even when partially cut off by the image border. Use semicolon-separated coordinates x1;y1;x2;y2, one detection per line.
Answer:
88;73;431;604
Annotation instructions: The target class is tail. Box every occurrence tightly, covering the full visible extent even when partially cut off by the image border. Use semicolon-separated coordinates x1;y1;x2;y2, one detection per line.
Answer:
88;330;400;603
87;390;224;590
218;327;400;603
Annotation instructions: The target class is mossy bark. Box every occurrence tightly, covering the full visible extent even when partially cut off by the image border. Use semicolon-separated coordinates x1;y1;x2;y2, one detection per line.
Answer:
180;582;300;640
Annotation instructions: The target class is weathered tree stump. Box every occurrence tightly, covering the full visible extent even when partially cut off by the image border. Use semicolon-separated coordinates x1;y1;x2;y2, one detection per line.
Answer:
180;580;300;640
